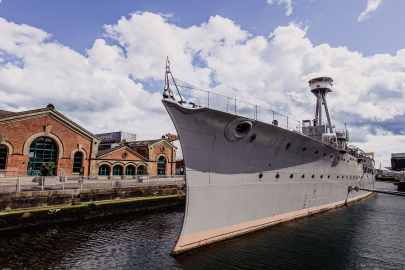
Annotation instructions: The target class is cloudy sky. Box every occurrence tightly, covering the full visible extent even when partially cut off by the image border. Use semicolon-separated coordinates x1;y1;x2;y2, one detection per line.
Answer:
0;0;404;167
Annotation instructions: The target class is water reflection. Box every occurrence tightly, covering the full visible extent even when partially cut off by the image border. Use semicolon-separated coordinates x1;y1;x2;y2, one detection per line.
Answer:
0;182;404;269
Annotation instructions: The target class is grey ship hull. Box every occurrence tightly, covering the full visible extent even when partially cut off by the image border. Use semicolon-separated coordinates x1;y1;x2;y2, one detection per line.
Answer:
163;99;374;255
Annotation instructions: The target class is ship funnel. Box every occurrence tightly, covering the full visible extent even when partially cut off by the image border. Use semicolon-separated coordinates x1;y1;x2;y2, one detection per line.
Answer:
309;77;333;132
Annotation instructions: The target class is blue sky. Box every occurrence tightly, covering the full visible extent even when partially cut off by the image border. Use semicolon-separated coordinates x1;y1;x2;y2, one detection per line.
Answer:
1;0;403;57
0;0;404;167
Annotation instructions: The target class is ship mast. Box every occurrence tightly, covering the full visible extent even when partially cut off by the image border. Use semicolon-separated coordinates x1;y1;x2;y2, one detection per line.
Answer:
163;57;183;102
309;77;333;132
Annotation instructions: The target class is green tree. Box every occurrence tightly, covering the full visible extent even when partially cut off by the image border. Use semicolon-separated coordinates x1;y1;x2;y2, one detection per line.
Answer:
42;162;56;176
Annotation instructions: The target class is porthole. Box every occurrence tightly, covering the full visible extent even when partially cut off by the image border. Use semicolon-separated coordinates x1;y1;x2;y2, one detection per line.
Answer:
276;173;280;179
302;174;305;178
250;133;257;142
315;151;319;154
337;157;340;160
311;174;314;178
290;174;294;179
337;176;339;178
303;147;306;152
269;163;271;166
320;175;323;178
122;151;128;158
330;154;334;158
347;160;349;163
286;142;291;150
328;175;330;178
323;153;327;156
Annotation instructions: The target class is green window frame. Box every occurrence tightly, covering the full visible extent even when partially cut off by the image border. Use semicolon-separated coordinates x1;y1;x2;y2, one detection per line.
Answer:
72;152;83;173
27;137;57;175
137;165;146;175
113;165;123;176
157;156;166;176
125;165;135;176
0;145;7;170
98;165;109;175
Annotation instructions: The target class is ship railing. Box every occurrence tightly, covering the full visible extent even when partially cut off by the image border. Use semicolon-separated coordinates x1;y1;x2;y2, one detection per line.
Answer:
0;175;186;194
169;79;301;133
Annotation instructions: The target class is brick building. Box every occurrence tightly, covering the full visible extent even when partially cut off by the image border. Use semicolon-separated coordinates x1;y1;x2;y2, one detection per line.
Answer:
0;104;176;176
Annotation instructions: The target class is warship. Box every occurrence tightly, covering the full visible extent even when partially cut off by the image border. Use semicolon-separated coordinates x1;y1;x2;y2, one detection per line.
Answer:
162;59;375;255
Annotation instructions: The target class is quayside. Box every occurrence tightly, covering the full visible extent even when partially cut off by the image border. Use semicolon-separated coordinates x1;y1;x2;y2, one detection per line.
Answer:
162;58;375;255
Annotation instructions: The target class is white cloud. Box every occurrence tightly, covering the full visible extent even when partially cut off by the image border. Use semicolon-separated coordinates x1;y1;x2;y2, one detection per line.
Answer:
1;13;405;166
267;0;293;16
358;0;383;22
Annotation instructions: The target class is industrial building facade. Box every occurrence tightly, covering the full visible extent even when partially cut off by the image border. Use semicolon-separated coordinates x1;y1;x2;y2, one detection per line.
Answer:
391;153;405;171
0;105;176;176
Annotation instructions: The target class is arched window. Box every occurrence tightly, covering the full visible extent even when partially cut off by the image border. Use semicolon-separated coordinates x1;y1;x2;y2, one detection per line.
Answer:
137;165;146;175
72;152;83;174
157;156;166;176
113;165;123;176
125;165;135;176
0;145;7;170
98;165;110;175
28;137;57;174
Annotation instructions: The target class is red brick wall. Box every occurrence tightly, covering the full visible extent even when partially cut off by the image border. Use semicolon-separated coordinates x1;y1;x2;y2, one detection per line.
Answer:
0;115;92;176
151;142;173;175
100;148;144;161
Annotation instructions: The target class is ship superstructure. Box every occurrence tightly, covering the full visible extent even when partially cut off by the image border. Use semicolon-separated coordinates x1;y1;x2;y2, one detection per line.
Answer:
162;59;375;255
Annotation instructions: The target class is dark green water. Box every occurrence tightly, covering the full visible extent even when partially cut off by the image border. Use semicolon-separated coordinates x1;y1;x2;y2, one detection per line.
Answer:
1;181;404;269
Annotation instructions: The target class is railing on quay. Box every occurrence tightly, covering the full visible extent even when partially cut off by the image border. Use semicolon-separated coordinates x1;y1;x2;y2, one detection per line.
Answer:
0;175;186;194
0;170;41;177
170;79;301;133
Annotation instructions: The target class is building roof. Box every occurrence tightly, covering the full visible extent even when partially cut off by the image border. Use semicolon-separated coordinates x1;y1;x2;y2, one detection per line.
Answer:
0;110;14;116
127;139;161;147
0;105;99;142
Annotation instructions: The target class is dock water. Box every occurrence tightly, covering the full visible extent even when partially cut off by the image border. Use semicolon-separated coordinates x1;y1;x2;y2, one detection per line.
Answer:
1;181;404;269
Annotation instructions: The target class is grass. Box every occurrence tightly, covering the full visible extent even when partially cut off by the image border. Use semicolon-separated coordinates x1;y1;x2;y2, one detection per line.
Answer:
0;195;180;217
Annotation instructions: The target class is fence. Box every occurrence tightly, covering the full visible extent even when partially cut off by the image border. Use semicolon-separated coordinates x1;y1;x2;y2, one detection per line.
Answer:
170;78;301;133
0;170;41;177
0;175;186;194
